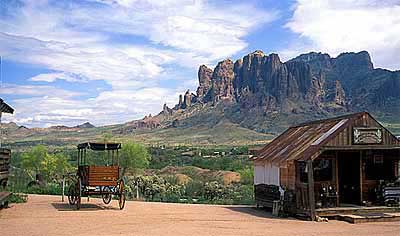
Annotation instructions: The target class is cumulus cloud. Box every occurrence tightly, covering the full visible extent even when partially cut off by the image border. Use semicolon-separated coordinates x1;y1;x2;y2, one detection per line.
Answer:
284;0;400;69
73;0;276;60
0;84;82;98
2;85;178;128
29;72;87;83
0;0;276;127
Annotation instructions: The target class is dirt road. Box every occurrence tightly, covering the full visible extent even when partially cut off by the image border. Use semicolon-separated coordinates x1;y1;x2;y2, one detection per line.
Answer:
0;195;399;236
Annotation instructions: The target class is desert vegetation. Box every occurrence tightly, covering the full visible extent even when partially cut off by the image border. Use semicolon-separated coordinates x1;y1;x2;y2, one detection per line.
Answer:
7;141;255;205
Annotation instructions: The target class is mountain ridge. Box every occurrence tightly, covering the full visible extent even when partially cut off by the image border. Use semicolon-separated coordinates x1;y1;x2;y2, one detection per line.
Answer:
2;50;399;148
156;50;399;133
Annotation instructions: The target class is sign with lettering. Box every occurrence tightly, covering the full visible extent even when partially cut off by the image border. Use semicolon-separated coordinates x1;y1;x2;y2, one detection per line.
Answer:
353;127;382;144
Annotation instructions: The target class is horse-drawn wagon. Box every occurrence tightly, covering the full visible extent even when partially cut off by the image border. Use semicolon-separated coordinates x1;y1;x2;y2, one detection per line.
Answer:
68;142;126;210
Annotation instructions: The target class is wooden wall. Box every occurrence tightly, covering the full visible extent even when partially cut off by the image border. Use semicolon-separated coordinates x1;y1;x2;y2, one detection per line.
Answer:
280;162;296;190
0;148;11;188
325;113;399;147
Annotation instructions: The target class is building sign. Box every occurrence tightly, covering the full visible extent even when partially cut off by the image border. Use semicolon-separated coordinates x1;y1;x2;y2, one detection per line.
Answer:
353;127;382;144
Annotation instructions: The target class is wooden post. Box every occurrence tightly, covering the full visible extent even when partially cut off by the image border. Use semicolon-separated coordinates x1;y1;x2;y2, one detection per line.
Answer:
335;151;339;206
61;176;65;202
359;150;363;205
117;149;119;166
307;160;316;221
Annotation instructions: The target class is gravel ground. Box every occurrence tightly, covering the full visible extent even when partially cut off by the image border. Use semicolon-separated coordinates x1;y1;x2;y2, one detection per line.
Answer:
0;194;399;236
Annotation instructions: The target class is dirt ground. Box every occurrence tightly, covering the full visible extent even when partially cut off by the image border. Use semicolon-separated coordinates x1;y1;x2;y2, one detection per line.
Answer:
1;195;399;236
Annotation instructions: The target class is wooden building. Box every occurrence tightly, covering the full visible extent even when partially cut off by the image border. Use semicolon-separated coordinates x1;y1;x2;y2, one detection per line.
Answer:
252;112;400;220
0;98;14;207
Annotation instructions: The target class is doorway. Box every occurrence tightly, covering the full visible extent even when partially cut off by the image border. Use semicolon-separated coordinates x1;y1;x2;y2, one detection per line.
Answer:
338;151;361;205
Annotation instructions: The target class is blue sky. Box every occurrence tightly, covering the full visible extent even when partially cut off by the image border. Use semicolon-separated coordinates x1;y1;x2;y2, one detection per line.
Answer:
1;0;399;127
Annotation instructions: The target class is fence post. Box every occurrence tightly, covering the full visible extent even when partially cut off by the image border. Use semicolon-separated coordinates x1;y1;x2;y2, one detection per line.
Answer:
62;176;65;202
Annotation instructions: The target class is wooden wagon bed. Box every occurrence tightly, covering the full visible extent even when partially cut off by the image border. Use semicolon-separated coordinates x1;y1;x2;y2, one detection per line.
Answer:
80;165;120;187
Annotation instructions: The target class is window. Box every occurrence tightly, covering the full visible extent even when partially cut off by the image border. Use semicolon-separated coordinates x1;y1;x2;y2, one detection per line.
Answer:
313;159;333;182
298;161;308;183
365;156;394;180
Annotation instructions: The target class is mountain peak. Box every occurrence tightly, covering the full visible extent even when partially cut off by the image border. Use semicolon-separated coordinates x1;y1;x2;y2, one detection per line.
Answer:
75;122;95;129
250;50;265;56
336;51;373;70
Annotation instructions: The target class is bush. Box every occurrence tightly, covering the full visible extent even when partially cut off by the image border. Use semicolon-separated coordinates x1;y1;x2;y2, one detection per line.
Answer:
237;167;254;185
185;180;204;199
24;182;62;195
8;193;28;204
127;174;254;205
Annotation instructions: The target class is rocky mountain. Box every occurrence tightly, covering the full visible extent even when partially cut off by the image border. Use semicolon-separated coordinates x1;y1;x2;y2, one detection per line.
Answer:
2;50;399;149
158;50;399;133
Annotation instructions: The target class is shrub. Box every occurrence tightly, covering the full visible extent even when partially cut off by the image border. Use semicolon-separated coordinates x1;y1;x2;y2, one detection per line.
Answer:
8;193;28;203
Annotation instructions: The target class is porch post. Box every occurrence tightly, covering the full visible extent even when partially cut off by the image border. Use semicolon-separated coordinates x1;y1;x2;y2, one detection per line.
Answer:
307;160;316;221
335;151;339;206
359;151;363;204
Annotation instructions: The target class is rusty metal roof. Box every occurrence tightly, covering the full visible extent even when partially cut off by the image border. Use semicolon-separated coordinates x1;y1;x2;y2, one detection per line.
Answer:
0;99;14;114
253;112;367;166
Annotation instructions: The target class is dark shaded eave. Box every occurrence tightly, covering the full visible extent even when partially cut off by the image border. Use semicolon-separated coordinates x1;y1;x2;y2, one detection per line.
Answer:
0;99;14;114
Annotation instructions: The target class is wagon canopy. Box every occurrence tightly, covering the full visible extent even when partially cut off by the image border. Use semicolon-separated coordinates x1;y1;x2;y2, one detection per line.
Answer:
77;142;121;150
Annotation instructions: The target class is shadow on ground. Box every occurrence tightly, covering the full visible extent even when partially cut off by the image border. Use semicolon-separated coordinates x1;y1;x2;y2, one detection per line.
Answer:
224;206;297;221
51;202;118;211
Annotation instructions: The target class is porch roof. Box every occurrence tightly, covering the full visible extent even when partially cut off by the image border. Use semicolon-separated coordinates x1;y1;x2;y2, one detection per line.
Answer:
0;99;14;114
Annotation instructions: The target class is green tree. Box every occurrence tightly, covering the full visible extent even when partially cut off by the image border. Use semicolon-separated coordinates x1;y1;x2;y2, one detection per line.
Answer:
21;145;72;182
120;141;151;175
21;145;47;177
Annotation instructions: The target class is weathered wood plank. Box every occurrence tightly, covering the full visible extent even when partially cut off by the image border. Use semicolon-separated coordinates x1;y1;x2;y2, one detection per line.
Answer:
307;160;316;221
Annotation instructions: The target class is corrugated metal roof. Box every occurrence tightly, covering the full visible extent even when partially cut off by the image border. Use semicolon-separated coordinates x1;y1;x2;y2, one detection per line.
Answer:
253;112;367;166
0;99;14;114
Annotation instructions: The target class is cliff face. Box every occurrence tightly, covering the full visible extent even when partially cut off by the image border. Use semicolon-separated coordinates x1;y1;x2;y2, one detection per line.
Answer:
161;50;399;133
211;59;235;103
197;65;213;102
171;50;339;112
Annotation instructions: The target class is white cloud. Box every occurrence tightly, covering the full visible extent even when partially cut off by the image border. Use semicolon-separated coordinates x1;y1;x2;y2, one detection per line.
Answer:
0;1;276;85
29;72;87;83
1;83;178;128
0;84;82;98
75;0;276;60
284;0;400;69
2;79;194;128
0;0;276;127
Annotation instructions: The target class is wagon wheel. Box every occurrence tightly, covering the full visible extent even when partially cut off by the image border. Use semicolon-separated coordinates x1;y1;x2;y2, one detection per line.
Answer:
76;177;82;210
117;179;126;210
102;186;112;204
67;184;76;205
